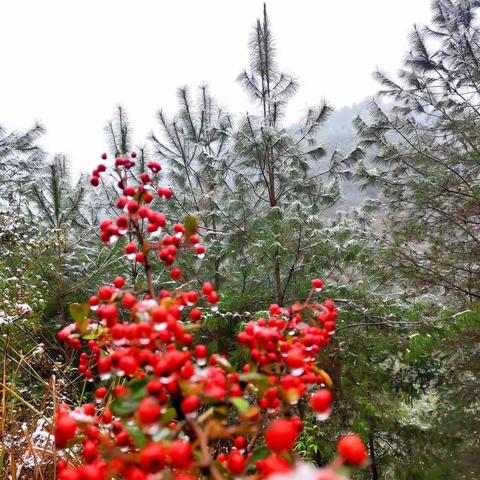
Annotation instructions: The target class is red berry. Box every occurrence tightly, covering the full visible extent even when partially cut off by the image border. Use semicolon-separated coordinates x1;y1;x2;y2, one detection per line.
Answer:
138;398;161;425
98;285;114;300
227;450;246;475
312;278;324;290
124;185;136;197
189;234;200;245
99;219;112;231
169;440;192;469
151;306;167;324
122;292;137;309
88;295;99;307
264;419;297;453
189;308;202;322
337;434;368;466
180;361;195;378
157;187;172;199
125;243;136;255
116;196;128;209
127;200;139;213
119;355;137;376
94;387;108;400
83;403;95;416
145;381;162;400
208;291;219;304
170;268;182;280
82;440;98;463
102;410;112;424
269;304;281;315
194;344;207;358
285;348;304;369
139;172;151;184
186;291;198;305
202;282;213;295
234;436;247;449
181;395;200;414
116;429;131;447
310;389;332;413
97;357;111;374
139;443;166;473
147;161;161;173
114;385;126;397
324;299;336;311
58;467;81;480
54;415;77;448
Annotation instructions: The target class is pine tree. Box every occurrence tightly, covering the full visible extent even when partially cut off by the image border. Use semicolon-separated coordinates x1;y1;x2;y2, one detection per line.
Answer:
148;5;356;306
150;85;233;290
30;155;87;324
232;4;354;304
345;1;480;477
0;122;45;209
354;0;480;304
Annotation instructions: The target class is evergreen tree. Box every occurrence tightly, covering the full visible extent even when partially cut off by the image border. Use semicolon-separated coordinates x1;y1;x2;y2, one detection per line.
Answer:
150;86;233;290
0;122;45;209
354;0;480;304
232;4;355;304
342;1;480;477
29;156;88;323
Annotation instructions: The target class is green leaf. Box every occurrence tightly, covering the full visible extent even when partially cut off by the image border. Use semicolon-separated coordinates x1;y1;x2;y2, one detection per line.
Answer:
128;378;149;400
211;354;234;373
83;325;107;340
160;407;177;424
69;303;90;332
184;215;198;239
231;397;249;412
111;398;139;416
249;446;269;463
125;425;147;448
69;302;89;322
239;372;270;389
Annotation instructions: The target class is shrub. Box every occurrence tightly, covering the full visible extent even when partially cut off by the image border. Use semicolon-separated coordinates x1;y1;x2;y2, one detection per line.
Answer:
53;153;367;479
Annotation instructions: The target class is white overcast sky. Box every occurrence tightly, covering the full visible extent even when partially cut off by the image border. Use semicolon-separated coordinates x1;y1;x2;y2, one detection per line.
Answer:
1;0;432;173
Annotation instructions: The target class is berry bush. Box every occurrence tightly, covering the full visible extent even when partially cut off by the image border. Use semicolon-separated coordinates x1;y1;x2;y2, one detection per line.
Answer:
54;154;367;480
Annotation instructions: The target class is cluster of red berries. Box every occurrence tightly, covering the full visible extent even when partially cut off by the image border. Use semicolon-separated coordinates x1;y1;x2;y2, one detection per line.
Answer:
91;153;205;265
53;154;367;480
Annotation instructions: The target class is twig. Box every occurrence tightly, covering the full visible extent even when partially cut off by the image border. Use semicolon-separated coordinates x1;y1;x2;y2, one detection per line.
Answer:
187;418;223;480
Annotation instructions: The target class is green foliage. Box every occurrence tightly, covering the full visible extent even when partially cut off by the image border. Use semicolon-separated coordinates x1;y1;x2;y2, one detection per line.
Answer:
0;122;45;207
353;0;480;306
0;211;55;323
2;2;480;478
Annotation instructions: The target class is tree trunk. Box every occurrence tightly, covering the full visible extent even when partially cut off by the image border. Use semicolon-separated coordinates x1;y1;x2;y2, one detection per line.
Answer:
274;253;282;305
369;431;379;480
212;216;221;291
214;258;221;291
56;232;67;327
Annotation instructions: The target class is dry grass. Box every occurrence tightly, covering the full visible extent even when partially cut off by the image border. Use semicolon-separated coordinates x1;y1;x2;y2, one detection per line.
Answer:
0;322;83;480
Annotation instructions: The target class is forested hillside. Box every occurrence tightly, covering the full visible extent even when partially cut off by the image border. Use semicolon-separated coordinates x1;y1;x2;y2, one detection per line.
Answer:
0;1;479;479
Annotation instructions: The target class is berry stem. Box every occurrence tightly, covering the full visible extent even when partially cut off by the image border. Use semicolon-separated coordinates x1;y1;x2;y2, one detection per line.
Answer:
187;418;223;480
132;219;155;298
